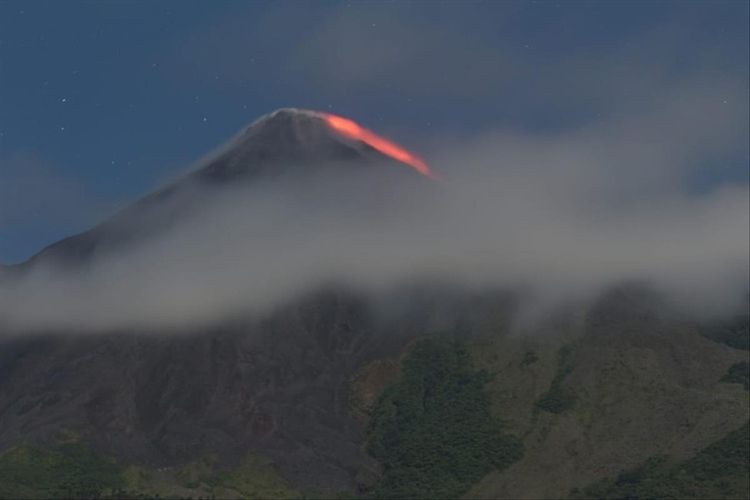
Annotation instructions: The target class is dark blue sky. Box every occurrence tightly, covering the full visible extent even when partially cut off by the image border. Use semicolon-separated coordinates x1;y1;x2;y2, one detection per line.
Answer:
1;0;748;263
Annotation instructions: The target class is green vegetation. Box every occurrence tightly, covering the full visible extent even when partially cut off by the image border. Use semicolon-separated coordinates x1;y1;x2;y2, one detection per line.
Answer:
208;454;298;499
300;489;357;499
721;361;749;390
572;421;750;499
535;344;577;414
0;441;296;499
174;454;217;489
366;337;523;499
521;350;539;367
0;442;125;499
701;314;749;350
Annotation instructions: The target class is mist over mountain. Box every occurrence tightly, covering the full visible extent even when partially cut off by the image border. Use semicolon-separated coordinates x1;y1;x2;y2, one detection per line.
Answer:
1;101;747;334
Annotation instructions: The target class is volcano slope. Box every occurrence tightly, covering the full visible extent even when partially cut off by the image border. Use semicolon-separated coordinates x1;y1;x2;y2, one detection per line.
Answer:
0;109;748;499
0;108;437;494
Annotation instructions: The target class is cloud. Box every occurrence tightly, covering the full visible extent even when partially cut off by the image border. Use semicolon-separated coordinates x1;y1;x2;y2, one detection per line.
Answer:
0;71;747;333
163;1;749;132
1;3;747;333
290;4;516;99
164;2;530;110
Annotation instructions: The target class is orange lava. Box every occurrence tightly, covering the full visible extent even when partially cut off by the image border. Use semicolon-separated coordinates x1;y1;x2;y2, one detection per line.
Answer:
323;113;434;178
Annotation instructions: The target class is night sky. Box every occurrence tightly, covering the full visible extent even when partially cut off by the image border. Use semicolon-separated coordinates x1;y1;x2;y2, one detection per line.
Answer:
1;0;748;263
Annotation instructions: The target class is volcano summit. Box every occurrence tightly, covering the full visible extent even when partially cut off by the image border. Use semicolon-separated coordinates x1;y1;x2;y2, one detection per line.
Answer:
197;108;433;182
11;109;431;272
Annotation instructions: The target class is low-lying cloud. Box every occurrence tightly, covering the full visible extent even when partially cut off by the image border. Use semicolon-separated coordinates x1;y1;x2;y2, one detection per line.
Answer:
0;73;748;334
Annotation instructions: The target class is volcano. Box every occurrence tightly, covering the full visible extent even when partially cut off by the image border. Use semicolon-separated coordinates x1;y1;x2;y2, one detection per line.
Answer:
15;108;431;271
0;109;445;494
0;110;747;499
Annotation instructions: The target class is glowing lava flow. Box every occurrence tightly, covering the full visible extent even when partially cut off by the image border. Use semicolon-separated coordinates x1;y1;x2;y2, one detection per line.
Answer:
322;113;435;179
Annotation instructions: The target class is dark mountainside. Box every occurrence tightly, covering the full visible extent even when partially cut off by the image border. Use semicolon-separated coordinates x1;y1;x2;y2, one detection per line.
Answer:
0;109;748;499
